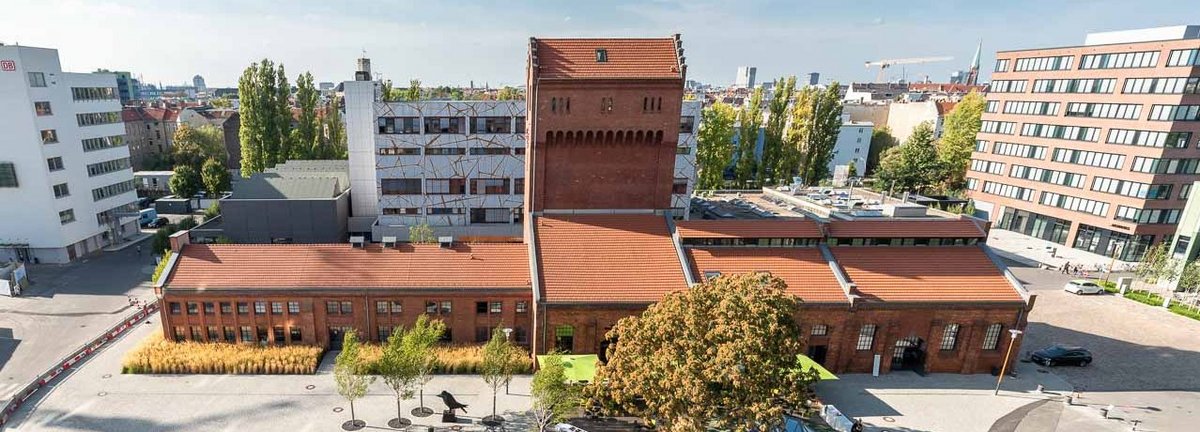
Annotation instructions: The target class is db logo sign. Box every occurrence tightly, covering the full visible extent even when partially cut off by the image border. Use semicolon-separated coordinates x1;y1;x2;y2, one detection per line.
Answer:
0;60;15;71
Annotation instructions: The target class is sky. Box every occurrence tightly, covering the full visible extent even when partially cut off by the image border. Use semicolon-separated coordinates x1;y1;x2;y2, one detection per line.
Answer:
1;0;1196;88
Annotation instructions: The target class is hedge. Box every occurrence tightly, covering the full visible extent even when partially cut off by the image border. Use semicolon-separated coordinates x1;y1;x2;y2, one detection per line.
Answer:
123;332;322;374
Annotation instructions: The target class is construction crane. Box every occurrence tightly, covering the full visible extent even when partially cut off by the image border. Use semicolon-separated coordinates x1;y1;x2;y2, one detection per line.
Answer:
864;56;954;82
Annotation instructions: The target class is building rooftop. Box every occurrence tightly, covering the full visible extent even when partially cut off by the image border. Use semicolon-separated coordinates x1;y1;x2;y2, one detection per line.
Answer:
229;176;344;199
687;247;847;303
165;243;531;290
533;37;682;80
826;219;986;239
675;219;823;239
534;214;689;303
832;246;1023;304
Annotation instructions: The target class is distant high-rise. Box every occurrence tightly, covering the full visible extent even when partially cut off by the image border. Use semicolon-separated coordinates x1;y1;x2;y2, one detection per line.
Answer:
807;72;820;86
735;66;756;88
192;74;206;91
355;57;372;81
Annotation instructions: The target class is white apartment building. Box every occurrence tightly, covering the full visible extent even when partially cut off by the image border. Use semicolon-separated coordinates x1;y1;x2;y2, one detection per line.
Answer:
343;80;700;241
0;45;138;263
830;114;872;176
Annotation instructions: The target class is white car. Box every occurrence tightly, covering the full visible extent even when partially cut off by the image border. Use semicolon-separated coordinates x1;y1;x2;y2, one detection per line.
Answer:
1064;279;1104;295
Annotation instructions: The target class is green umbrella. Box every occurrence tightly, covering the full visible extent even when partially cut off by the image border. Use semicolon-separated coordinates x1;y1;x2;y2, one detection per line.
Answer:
797;354;838;380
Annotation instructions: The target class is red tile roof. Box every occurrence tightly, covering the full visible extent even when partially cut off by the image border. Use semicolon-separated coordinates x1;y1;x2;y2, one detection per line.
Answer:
935;101;959;116
687;247;847;303
675;219;823;239
122;107;179;123
826;219;985;238
534;38;682;80
535;214;688;303
166;243;530;290
831;246;1022;303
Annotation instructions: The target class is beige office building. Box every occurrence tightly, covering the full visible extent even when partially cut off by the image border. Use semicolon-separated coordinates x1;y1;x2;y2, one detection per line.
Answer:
969;25;1200;261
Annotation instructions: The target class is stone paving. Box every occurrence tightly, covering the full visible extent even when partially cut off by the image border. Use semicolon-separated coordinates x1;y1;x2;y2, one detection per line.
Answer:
986;228;1136;271
0;240;157;406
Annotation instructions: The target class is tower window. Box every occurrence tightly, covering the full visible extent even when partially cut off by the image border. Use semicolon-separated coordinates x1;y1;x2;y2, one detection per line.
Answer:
596;49;608;62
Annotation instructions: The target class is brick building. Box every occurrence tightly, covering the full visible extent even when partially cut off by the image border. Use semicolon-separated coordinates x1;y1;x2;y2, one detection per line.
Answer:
155;35;1033;375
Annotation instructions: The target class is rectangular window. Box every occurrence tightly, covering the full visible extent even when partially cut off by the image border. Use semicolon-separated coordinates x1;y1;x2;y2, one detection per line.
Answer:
489;301;502;314
254;301;266;314
75;111;122;126
989;79;1026;93
471;117;512;134
680;116;696;134
377;301;389;314
220;302;232;314
425;147;466;156
440;300;452;314
516;301;528;313
514;178;524;195
70;87;118;101
1168;49;1200;67
52;182;70;198
92;179;136;201
173;327;186;342
476;301;489;314
1009;165;1084;188
169;302;181;314
426;301;438;314
1039;191;1110;217
424;117;463;134
381;178;422;195
86;157;132;177
340;301;353;314
391;301;402;314
382;207;421;215
257;327;268;344
203;302;215;315
290;327;302;343
237;302;249;314
994;59;1009;72
981;181;1034;201
377;117;420;134
1064;103;1142;120
1051;148;1124;170
377;147;421;156
1123;77;1200;94
982;324;1002;350
979;120;1016;135
811;324;829;336
426;178;466;194
187;302;199;315
273;326;285;345
271;302;283;315
41;129;58;144
28;72;47;87
940;324;960;351
1001;100;1060;116
469;147;510;155
1148;105;1200;122
1019;123;1099;142
34;101;52;116
0;163;17;188
1079;51;1160;69
224;327;237;342
470;178;510;195
1130;157;1200;175
1107;129;1189;148
379;326;394;341
191;327;204;341
82;136;125;152
288;301;300;314
476;326;492;343
1012;55;1073;72
207;326;219;341
515;116;526;134
991;142;1046;160
240;326;254;342
855;324;877;351
470;208;510;224
1091;177;1172;200
672;178;689;194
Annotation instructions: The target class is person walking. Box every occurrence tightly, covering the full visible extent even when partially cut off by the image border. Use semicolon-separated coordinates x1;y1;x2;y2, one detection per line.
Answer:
136;245;141;256
1062;261;1071;274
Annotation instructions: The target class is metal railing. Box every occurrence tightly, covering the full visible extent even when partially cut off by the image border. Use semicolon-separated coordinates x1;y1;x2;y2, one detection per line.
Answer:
0;300;159;427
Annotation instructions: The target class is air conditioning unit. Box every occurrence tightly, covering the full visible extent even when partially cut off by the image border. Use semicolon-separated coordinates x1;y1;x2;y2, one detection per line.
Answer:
438;236;454;248
382;236;397;248
350;236;365;248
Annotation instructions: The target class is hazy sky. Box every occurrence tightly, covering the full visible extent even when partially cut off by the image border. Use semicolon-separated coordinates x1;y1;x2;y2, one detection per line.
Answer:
1;0;1194;88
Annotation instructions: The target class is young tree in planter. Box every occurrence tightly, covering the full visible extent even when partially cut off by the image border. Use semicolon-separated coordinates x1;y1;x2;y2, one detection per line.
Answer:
481;327;523;425
380;327;419;428
530;353;581;431
586;273;819;431
334;330;374;430
409;223;436;244
407;315;446;416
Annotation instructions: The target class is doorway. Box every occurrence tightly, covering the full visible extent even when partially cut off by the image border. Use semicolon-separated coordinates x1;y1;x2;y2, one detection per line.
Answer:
891;336;926;373
328;327;346;350
807;345;829;366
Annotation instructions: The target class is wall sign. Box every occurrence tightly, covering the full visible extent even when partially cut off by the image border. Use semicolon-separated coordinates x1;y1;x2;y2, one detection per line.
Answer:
0;60;15;71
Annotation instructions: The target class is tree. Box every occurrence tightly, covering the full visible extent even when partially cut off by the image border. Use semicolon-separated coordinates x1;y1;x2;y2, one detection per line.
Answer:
238;59;293;176
481;327;524;425
201;158;230;197
334;330;374;430
169;165;201;199
409;223;435;244
380;326;419;428
292;71;320;160
203;201;221;222
407;315;446;415
209;97;232;109
866;126;899;176
315;96;348;159
847;159;859;178
735;88;764;187
695;102;737;190
177;216;197;230
1136;243;1175;284
173;124;226;170
937;91;985;192
587;273;818;431
273;64;293;166
151;226;174;253
381;80;395;101
874;121;940;194
790;83;844;185
496;86;521;101
759;76;796;185
530;353;581;431
404;79;422;101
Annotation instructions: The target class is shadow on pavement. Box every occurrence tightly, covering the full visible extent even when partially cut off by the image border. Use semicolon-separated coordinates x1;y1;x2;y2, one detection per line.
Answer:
25;399;297;432
1022;322;1200;393
17;242;155;299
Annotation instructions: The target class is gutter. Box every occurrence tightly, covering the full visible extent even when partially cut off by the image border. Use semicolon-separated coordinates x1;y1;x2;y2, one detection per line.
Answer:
665;215;698;286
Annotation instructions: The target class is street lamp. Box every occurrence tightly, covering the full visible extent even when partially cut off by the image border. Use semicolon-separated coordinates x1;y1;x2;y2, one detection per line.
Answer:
994;329;1023;396
1103;242;1125;284
502;327;514;395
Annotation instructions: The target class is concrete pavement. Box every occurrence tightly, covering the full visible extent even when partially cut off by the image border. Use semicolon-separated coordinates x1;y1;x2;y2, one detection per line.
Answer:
0;240;156;406
986;228;1135;271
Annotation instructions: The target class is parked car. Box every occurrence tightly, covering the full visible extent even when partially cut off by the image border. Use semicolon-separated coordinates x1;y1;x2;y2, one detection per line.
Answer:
1031;344;1092;367
147;217;169;228
1063;279;1104;295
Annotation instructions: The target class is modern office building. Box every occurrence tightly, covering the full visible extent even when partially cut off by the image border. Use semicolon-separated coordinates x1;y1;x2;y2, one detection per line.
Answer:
736;66;757;88
968;25;1200;261
155;35;1032;376
0;45;139;263
342;86;699;241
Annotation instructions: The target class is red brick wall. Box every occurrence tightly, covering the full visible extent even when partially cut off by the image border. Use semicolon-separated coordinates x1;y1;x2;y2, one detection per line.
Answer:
159;290;533;348
527;80;684;211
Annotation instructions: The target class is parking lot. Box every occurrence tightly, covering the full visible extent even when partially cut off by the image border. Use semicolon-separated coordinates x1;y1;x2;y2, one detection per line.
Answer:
0;242;157;406
1010;264;1200;431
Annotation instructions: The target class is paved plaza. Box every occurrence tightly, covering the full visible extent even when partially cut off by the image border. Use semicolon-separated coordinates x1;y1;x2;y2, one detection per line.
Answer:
1;242;157;406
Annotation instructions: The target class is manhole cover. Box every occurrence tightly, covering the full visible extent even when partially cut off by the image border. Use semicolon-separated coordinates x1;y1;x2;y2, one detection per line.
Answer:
883;416;895;422
97;392;107;397
305;384;315;390
102;374;112;379
332;407;343;413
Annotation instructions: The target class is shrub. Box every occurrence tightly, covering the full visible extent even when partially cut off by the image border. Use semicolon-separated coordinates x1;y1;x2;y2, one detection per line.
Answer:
1098;280;1119;293
204;202;220;222
149;251;172;283
123;332;322;374
177;216;198;230
359;343;532;375
1124;290;1165;307
1168;303;1200;321
151;226;175;253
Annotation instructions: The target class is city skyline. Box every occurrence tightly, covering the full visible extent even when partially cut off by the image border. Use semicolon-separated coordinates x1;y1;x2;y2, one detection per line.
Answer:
2;0;1194;88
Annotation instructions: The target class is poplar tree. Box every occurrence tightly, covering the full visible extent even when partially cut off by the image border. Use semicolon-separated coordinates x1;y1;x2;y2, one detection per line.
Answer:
695;102;736;190
759;76;796;185
237;59;294;176
735;88;764;188
791;83;844;185
292;72;319;160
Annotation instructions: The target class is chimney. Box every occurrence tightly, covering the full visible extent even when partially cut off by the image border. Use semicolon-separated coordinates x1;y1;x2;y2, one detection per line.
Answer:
169;230;190;252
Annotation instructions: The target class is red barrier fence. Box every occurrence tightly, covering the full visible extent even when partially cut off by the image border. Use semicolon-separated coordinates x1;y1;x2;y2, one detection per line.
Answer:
0;300;159;428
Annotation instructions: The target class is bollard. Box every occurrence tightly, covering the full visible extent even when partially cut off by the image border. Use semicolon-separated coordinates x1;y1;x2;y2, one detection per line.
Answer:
1103;404;1114;419
1036;384;1044;393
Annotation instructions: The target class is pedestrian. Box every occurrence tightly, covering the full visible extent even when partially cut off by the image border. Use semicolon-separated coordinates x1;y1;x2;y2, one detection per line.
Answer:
136;245;141;256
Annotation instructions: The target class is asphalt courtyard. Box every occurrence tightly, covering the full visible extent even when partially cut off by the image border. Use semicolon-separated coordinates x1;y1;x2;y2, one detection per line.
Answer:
0;241;157;406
